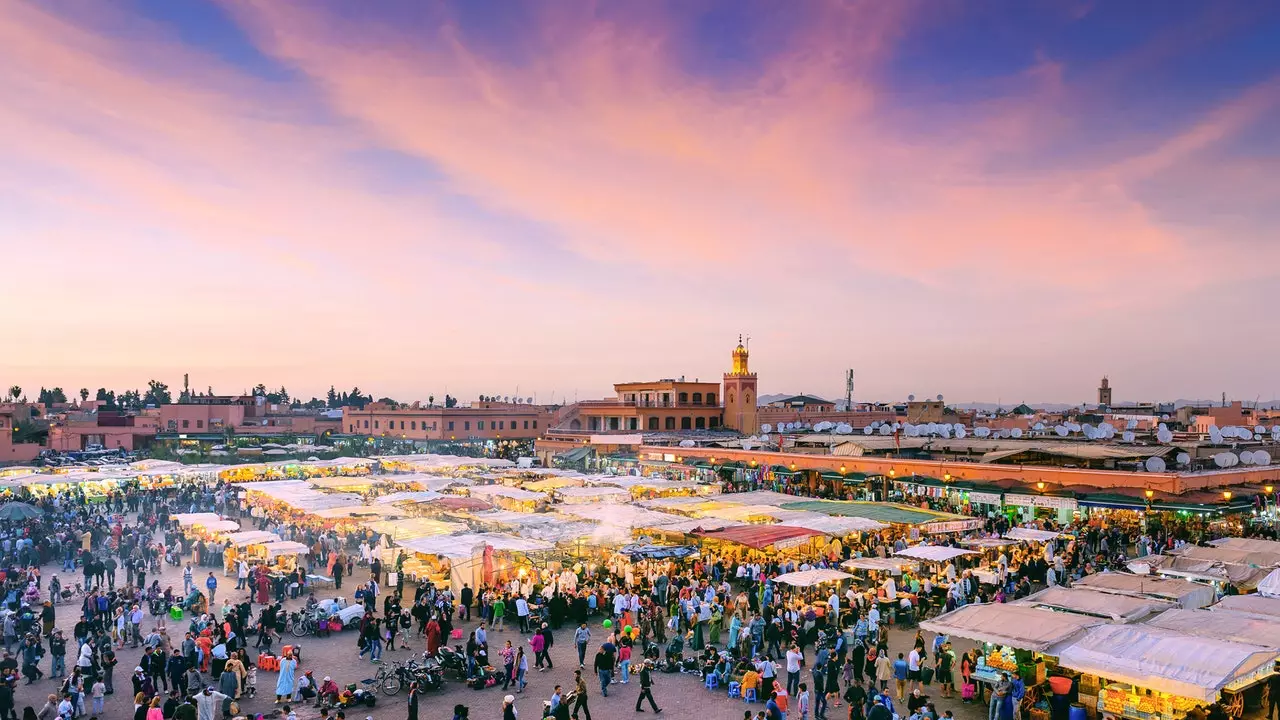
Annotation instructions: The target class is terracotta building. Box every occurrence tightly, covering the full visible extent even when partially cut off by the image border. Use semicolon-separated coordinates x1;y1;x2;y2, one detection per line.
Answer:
343;400;554;441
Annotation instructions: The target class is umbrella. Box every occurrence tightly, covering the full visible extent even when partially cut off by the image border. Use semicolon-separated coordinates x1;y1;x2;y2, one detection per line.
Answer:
0;502;43;521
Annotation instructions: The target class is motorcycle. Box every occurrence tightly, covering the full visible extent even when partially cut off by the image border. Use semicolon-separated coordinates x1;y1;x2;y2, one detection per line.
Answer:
434;644;467;679
380;658;445;695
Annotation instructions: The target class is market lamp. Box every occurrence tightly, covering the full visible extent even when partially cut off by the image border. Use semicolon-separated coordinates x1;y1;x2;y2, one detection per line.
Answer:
839;465;847;474
1144;489;1154;500
789;463;797;471
1267;485;1274;494
710;457;717;464
888;469;896;477
1036;481;1046;492
943;473;951;482
1223;490;1233;501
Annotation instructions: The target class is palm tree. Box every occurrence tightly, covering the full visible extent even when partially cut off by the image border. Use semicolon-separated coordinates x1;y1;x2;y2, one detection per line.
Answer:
7;386;20;402
79;388;90;404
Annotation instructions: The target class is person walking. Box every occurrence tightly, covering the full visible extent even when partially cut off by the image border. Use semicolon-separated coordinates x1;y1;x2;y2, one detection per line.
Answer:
571;669;592;720
576;620;588;666
275;650;297;704
406;681;421;720
634;660;661;713
515;647;529;693
503;694;517;720
205;574;217;604
593;648;611;698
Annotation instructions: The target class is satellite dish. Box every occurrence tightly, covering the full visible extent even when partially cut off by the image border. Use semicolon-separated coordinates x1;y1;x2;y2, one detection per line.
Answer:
814;421;830;432
678;439;696;448
1145;457;1166;473
1240;450;1254;465
1256;425;1266;434
1161;414;1169;421
1176;452;1191;465
1156;428;1173;443
1214;453;1232;468
527;397;534;404
761;424;772;433
1257;451;1272;466
1011;428;1023;439
879;425;892;435
740;441;754;451
1122;431;1135;443
998;428;1011;439
1158;423;1168;432
908;394;916;402
871;421;882;429
1126;420;1138;430
953;423;964;433
863;426;874;435
1033;422;1045;432
955;427;967;439
1210;428;1223;444
975;427;991;438
936;394;944;402
1055;425;1069;437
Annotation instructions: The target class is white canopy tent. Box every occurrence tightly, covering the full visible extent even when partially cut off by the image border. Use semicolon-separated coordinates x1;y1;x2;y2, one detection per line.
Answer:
396;533;554;559
556;503;688;529
1210;594;1280;619
1016;586;1173;623
1146;608;1280;650
774;569;854;587
1057;624;1279;702
260;541;310;559
222;531;282;547
841;557;919;573
1255;569;1280;598
1071;572;1217;609
172;513;223;527
921;603;1104;653
895;545;979;562
1003;527;1063;543
374;491;445;505
199;520;242;534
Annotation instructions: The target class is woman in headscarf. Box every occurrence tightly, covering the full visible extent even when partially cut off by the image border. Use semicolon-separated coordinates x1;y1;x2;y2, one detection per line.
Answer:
256;570;270;606
426;615;442;657
222;650;247;699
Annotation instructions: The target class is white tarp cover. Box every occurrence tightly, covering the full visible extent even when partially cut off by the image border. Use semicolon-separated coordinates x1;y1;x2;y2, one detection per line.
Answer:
1072;572;1217;609
199;520;242;533
468;485;546;501
644;517;745;533
396;533;553;559
1209;537;1280;553
729;490;807;506
841;557;919;573
895;545;979;562
363;518;467;541
1004;527;1062;543
556;503;688;529
1146;608;1280;650
1141;554;1273;589
961;537;1019;549
775;569;854;587
553;486;632;503
311;505;408;520
1210;594;1280;619
1016;586;1173;622
1257;569;1280;598
1057;623;1279;701
173;513;223;527
261;541;310;559
222;531;282;547
767;511;886;534
920;603;1103;652
471;510;564;527
374;491;444;504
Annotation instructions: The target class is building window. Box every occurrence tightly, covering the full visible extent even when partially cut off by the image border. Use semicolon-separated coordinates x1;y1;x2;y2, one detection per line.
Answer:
707;393;716;405
478;421;485;430
448;421;454;431
498;421;504;430
678;392;689;404
710;417;720;428
662;393;670;406
692;392;703;405
411;421;416;430
681;417;692;430
523;420;528;429
533;421;538;429
363;420;369;429
197;420;203;429
648;417;659;430
628;418;638;430
400;421;405;430
590;417;600;431
665;417;675;430
350;424;355;432
695;417;706;429
182;420;189;429
609;417;620;430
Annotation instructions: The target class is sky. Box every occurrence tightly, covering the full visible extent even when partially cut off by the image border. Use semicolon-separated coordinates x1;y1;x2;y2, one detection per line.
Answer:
2;0;1279;407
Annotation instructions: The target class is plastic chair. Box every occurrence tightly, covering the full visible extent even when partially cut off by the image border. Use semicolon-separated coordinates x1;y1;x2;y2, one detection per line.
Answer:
728;682;741;699
744;688;757;703
705;675;719;690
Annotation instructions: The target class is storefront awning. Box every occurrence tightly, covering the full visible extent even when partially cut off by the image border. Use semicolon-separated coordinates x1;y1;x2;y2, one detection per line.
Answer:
921;603;1103;653
693;525;825;550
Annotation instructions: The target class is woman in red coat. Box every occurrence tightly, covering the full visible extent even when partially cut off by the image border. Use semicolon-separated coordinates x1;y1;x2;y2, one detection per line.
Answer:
426;616;441;656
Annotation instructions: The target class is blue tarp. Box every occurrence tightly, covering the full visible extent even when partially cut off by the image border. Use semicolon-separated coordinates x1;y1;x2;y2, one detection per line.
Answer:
621;543;698;561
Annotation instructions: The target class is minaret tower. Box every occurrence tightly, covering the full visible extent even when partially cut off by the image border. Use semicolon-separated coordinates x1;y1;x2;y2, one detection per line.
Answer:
723;335;759;433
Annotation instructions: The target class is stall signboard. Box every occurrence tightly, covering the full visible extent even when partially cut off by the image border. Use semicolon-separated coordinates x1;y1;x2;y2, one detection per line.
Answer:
924;519;984;533
1005;494;1078;510
774;535;813;551
591;434;643;446
968;492;1002;506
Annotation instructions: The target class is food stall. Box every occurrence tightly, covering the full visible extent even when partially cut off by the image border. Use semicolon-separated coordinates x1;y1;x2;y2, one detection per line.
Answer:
1057;623;1280;719
1016;586;1174;622
395;532;554;595
221;531;284;574
692;525;828;560
242;540;311;573
464;485;548;512
1211;594;1280;619
1072;572;1217;610
172;512;225;528
552;486;632;505
923;603;1105;705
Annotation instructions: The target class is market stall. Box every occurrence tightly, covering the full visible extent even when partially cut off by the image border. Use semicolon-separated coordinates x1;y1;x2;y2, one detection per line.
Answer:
1057;623;1279;717
172;512;225;527
774;568;854;587
553;486;632;505
237;540;310;574
395;532;554;594
1016;586;1173;622
1072;572;1217;609
1211;594;1280;619
692;525;827;557
464;485;548;512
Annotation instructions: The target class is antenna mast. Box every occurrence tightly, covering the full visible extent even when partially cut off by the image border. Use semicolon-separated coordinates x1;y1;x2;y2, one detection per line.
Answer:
845;369;855;410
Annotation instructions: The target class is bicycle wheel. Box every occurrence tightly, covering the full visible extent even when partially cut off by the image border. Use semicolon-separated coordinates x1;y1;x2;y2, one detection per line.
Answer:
381;673;403;696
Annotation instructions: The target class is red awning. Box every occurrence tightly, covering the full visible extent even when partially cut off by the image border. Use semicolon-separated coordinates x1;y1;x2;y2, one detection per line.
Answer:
693;525;824;550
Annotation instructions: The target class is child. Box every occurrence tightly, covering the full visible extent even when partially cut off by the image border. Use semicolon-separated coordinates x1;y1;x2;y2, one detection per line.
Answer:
619;643;632;684
798;683;812;720
91;679;106;715
284;704;298;720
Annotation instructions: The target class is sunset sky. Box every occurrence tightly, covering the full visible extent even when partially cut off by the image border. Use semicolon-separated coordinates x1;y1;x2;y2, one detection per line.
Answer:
3;0;1279;406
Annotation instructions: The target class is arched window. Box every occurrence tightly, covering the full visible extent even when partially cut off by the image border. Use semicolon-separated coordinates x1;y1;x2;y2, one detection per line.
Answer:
570;419;582;430
665;417;676;430
648;417;660;430
695;417;706;429
728;392;736;405
707;393;716;405
681;417;692;430
710;417;720;428
692;392;703;405
678;392;689;404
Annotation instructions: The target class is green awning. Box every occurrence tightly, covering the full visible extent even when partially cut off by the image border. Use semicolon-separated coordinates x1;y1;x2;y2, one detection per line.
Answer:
771;465;802;476
557;446;594;462
820;471;845;480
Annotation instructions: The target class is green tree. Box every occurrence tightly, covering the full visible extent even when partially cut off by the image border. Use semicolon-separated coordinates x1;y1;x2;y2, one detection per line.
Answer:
326;386;339;409
428;395;435;407
444;394;457;408
253;384;268;397
347;387;369;409
7;386;20;402
143;379;172;406
95;388;117;409
79;388;89;404
119;389;142;409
